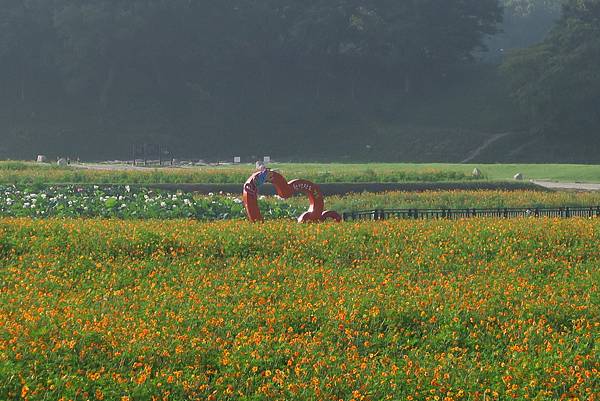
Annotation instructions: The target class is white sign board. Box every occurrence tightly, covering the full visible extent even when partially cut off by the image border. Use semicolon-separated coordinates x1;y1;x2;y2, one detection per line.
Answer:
233;156;241;163
263;156;270;163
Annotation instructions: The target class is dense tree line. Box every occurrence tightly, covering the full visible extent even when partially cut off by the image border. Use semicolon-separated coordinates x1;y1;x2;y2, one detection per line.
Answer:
485;0;561;56
0;1;501;107
1;0;597;160
502;0;600;136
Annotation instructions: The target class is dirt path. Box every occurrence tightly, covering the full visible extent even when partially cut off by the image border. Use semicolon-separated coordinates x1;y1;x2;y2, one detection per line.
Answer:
461;132;513;163
532;180;600;191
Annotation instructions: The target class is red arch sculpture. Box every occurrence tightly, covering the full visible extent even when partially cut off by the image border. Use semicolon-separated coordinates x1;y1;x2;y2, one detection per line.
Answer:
243;169;341;223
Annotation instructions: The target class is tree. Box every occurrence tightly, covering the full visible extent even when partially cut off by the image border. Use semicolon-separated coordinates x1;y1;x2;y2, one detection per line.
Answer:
285;0;502;93
0;0;56;103
0;0;507;158
502;0;600;134
53;1;180;106
503;0;561;16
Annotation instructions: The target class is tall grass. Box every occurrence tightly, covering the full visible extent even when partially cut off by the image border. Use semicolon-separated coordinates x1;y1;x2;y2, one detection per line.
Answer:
0;162;477;184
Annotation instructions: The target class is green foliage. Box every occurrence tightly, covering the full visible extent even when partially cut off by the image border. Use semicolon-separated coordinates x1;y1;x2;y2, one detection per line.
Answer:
316;190;600;212
483;0;561;58
0;0;507;160
2;185;600;220
503;0;562;16
0;218;598;399
0;0;502;103
0;163;478;185
502;0;600;134
7;161;600;184
0;162;28;171
286;0;502;70
0;185;255;220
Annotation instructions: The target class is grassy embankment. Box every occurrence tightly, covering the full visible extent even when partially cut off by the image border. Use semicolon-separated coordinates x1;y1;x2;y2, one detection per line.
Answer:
0;218;598;400
1;161;600;184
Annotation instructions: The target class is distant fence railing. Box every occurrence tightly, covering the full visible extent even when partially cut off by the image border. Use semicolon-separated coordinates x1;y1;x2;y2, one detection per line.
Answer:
342;206;600;221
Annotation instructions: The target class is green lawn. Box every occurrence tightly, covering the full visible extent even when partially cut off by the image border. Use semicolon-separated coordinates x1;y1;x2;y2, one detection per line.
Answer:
1;161;600;184
249;162;600;182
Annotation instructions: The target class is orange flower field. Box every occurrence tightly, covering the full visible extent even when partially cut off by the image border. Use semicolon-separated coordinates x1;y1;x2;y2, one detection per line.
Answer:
0;218;598;400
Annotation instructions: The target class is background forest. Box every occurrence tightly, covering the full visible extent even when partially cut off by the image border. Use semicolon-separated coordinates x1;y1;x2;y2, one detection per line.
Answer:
0;0;598;162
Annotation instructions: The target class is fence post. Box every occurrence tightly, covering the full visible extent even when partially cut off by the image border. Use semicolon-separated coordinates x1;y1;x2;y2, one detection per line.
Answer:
341;206;600;221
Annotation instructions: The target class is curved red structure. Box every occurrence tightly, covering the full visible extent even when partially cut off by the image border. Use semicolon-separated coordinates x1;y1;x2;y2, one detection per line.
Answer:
243;169;341;223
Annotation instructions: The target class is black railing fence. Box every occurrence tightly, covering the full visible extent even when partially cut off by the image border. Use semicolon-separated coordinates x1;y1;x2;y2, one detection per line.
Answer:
342;206;600;221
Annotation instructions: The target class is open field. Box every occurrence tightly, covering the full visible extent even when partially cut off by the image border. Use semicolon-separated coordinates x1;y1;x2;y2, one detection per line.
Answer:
2;161;600;185
0;218;598;400
0;162;476;185
267;163;600;183
2;186;600;219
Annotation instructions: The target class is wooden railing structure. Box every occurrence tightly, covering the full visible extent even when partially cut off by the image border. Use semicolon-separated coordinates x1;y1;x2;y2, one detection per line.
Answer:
342;206;600;221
